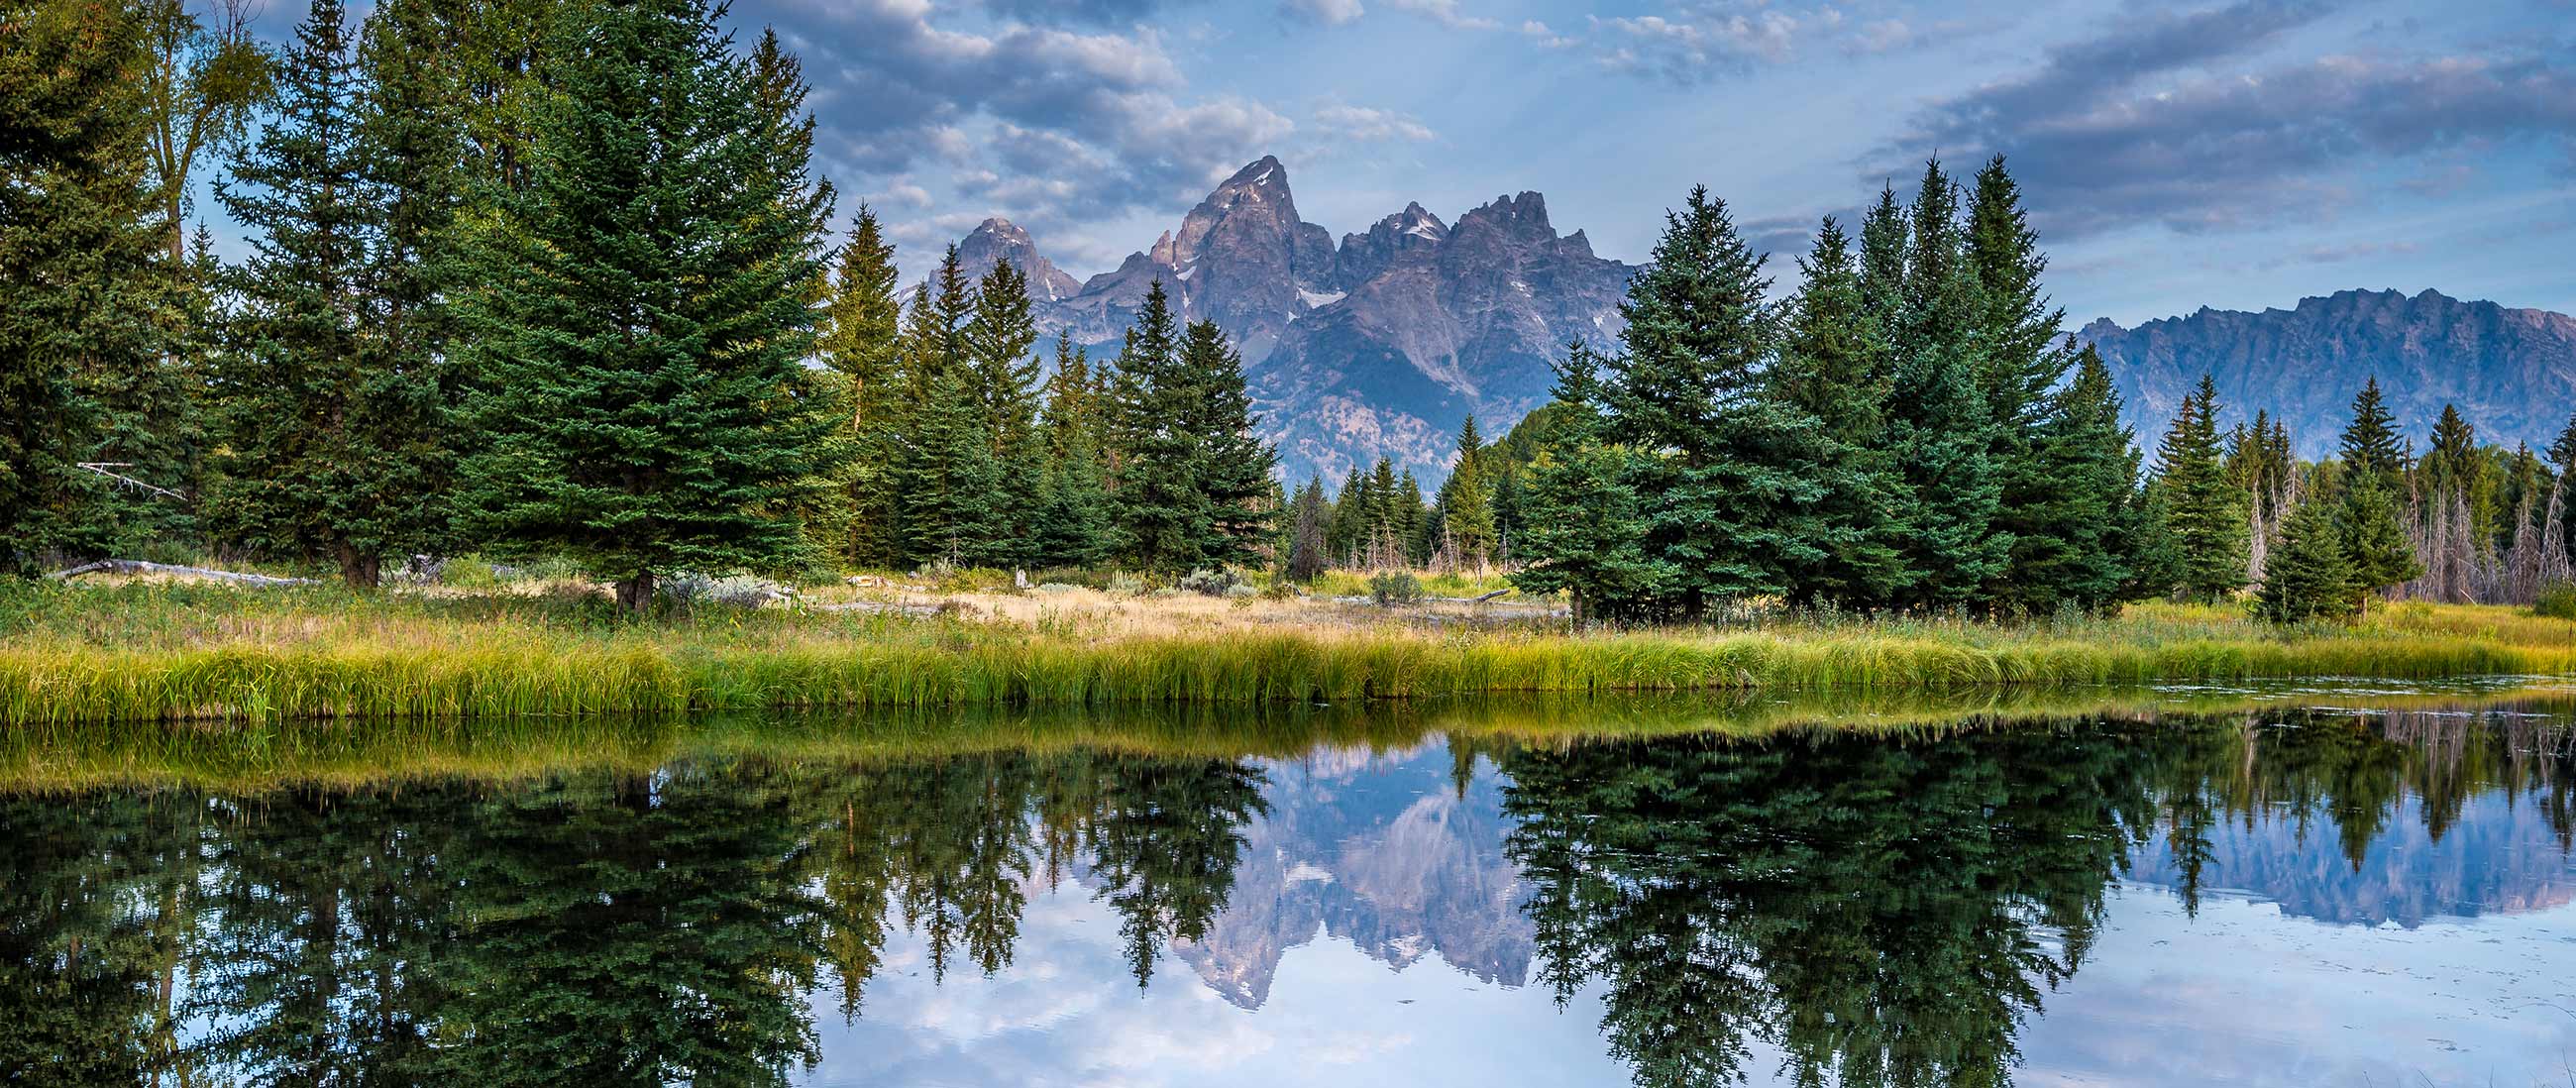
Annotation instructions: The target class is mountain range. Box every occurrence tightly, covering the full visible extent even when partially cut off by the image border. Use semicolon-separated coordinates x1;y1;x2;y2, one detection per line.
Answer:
947;156;1633;485
2082;288;2576;460
940;157;2576;484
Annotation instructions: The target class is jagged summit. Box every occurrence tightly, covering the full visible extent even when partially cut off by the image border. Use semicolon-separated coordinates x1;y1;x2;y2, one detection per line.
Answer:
936;156;1636;485
951;215;1082;303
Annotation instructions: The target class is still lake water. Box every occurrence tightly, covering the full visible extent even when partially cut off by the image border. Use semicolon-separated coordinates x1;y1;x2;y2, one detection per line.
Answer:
6;688;2576;1087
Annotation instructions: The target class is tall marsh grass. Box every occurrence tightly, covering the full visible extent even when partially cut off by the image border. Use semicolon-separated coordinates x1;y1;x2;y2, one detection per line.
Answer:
3;580;2572;726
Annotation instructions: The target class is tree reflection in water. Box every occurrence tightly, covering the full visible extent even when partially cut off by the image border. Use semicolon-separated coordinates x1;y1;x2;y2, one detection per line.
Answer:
0;704;2565;1088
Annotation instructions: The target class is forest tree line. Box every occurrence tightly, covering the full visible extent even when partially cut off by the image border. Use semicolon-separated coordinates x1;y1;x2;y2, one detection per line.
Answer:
3;0;1283;609
7;0;2570;621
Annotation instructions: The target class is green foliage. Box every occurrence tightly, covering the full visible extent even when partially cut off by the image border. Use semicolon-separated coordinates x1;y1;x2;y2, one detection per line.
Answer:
2338;460;2421;597
818;208;906;567
2254;495;2359;624
1510;347;1672;623
2152;376;2249;602
203;0;451;588
448;0;837;610
0;0;170;572
2534;583;2576;620
1367;569;1422;605
1597;184;1819;615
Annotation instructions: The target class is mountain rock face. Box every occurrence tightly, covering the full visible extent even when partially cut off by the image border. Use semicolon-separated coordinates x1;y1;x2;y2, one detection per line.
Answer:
2083;288;2576;459
952;217;1082;303
1168;742;1532;1010
940;158;1636;485
1259;192;1631;483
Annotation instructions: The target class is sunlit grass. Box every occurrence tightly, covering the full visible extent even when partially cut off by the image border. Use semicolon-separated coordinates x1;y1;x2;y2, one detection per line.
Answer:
4;578;2573;726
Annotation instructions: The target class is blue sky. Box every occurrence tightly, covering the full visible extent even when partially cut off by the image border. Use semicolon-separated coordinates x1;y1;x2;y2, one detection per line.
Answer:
225;0;2576;326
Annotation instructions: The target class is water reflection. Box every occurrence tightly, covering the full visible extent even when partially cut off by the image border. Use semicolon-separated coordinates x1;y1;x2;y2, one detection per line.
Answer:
2;701;2571;1087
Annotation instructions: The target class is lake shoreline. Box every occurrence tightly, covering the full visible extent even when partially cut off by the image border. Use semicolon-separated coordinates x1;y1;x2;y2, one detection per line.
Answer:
7;581;2575;727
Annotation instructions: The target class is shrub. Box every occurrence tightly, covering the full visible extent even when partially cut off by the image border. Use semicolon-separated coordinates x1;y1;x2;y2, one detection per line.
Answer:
2535;582;2576;620
1179;568;1246;598
1106;572;1147;598
1260;579;1296;601
441;556;499;590
1369;570;1423;606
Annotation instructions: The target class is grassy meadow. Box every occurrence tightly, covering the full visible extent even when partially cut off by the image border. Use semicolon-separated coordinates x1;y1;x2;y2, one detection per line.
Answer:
3;567;2574;729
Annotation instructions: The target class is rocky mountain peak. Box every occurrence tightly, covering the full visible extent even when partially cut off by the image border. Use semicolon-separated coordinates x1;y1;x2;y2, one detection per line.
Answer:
952;215;1082;303
1331;201;1452;290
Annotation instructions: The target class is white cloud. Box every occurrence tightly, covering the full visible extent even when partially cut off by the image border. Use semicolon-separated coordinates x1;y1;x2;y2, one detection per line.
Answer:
1279;0;1365;25
1314;104;1437;142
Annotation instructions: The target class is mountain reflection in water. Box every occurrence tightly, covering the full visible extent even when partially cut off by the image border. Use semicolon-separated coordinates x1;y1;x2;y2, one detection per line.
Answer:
4;702;2573;1087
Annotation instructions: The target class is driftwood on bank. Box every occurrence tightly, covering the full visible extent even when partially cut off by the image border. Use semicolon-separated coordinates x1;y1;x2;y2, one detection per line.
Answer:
812;599;958;619
48;559;317;587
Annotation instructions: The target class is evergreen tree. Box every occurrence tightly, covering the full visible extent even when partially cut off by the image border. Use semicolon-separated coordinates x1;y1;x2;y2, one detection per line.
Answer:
1600;184;1816;615
966;260;1042;566
0;0;169;572
1104;281;1206;571
1964;155;2069;434
1031;336;1110;567
2153;376;2249;602
2337;377;2407;485
1177;318;1276;568
1327;465;1368;566
816;207;905;566
2002;345;2142;613
204;0;442;587
1510;345;1669;623
2547;412;2576;561
450;0;836;611
1771;215;1908;605
1856;183;1908;334
902;366;1003;567
1284;477;1331;583
2254;495;2359;624
1885;159;2010;609
1435;415;1497;567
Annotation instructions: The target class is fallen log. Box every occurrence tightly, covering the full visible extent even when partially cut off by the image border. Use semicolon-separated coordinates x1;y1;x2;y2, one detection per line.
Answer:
48;559;316;587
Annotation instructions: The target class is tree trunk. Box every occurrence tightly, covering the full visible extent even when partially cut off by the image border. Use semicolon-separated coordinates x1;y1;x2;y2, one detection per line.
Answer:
338;545;380;590
615;570;656;614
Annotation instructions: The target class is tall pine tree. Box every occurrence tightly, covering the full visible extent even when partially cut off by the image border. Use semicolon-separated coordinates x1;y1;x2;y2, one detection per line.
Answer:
1599;184;1816;616
451;0;835;610
2151;376;2249;602
1104;281;1206;572
0;0;170;572
205;0;443;587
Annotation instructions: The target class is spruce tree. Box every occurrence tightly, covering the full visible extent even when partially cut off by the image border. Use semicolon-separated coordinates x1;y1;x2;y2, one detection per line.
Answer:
2335;382;2424;606
2338;378;2406;484
451;0;835;611
816;207;905;567
902;366;1002;567
0;0;168;572
1031;334;1110;567
1510;345;1669;623
967;260;1042;566
2152;376;2249;602
1772;216;1907;606
1600;184;1816;615
1327;465;1368;565
1884;159;2010;609
1284;477;1331;582
1177;318;1275;568
2547;413;2576;562
1104;281;1206;571
2254;495;2359;624
205;0;441;587
2003;345;2141;613
1435;415;1497;567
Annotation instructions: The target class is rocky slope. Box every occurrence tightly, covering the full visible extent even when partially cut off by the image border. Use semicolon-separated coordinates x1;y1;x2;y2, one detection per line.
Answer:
938;157;1636;485
951;217;1082;303
2083;288;2576;458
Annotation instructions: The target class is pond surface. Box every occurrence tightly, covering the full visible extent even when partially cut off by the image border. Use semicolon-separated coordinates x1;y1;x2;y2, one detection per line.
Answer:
7;691;2576;1087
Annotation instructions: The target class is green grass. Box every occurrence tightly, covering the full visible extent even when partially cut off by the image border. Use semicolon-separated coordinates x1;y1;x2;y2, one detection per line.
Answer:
3;579;2573;726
